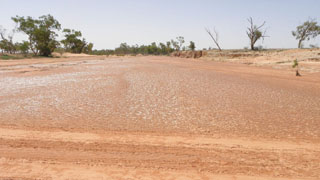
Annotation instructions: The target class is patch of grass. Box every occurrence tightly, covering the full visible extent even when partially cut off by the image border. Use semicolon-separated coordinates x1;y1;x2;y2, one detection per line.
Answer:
276;60;291;64
0;55;24;60
0;54;61;60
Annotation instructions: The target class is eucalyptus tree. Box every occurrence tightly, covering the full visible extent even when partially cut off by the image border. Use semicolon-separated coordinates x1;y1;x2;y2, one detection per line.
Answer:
292;19;320;48
12;14;61;56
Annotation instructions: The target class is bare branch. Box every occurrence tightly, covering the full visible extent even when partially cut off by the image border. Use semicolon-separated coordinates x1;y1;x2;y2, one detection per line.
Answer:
257;21;266;29
214;28;219;42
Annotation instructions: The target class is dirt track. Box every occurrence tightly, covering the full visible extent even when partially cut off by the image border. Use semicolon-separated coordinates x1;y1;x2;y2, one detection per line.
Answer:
0;56;320;179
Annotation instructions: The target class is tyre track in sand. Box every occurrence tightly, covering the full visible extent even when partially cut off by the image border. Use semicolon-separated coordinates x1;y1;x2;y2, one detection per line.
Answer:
0;127;319;179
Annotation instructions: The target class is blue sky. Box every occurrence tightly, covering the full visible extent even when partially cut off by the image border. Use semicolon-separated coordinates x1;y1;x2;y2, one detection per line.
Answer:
0;0;319;50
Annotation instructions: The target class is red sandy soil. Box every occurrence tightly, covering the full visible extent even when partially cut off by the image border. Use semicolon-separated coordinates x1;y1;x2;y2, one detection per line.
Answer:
0;56;319;179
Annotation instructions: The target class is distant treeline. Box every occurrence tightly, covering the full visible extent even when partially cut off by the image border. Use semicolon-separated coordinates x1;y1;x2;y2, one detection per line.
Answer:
1;14;320;57
91;42;174;56
91;37;196;56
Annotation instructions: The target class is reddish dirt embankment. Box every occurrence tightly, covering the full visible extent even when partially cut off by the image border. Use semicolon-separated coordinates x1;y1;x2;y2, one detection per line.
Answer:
0;56;320;179
171;50;206;58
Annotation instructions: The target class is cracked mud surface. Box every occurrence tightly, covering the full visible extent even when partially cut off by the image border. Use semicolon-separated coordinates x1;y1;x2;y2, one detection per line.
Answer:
0;56;319;179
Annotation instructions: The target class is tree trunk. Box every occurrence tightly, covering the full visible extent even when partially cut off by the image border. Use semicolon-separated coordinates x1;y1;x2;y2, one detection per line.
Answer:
215;42;222;51
298;40;303;49
250;43;254;50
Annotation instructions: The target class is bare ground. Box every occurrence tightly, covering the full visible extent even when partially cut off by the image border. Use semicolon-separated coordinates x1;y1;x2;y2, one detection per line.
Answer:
0;54;320;179
202;48;320;73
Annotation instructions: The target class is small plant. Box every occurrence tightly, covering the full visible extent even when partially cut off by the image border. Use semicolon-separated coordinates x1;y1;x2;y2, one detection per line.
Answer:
292;59;301;76
309;44;319;48
0;54;23;60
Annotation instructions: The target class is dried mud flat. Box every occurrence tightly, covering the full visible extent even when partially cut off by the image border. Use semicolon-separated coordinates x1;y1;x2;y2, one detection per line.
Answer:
0;56;320;179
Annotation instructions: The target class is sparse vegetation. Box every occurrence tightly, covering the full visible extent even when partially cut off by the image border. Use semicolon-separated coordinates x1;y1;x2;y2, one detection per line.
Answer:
292;59;301;76
0;14;320;63
309;44;319;48
0;53;59;60
1;3;320;180
0;54;23;60
91;40;176;56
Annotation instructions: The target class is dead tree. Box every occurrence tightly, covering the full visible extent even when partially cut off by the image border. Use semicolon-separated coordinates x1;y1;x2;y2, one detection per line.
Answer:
205;28;222;51
246;17;268;50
